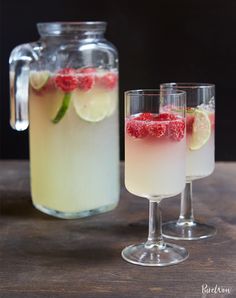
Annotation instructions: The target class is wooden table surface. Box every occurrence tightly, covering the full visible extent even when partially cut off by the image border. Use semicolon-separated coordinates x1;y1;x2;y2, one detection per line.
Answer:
0;161;236;298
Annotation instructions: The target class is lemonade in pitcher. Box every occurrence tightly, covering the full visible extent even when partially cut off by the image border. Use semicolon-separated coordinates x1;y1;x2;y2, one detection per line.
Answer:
9;22;120;218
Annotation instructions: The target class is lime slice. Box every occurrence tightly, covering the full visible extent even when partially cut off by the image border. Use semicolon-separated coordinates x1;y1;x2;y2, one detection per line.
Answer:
73;91;110;122
189;109;211;150
30;71;50;90
52;93;71;124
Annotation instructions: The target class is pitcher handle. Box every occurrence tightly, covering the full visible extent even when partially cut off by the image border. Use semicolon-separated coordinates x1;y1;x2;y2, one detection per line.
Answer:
9;43;39;131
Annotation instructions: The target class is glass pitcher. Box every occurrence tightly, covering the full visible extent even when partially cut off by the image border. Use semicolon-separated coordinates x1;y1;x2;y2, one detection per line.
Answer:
9;22;120;218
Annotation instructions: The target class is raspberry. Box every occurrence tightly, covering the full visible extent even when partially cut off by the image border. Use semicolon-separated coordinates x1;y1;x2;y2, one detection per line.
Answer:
169;119;185;141
147;122;166;137
155;113;177;121
99;72;118;89
79;68;96;74
208;113;215;129
126;120;148;138
55;68;78;92
186;114;195;133
126;113;185;140
77;68;95;91
135;113;154;121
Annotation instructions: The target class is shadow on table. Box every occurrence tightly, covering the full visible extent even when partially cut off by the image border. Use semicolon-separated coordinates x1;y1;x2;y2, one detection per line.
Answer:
0;195;58;221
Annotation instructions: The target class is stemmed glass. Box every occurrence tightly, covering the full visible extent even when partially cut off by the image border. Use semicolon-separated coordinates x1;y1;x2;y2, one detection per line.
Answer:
161;83;216;240
122;89;188;266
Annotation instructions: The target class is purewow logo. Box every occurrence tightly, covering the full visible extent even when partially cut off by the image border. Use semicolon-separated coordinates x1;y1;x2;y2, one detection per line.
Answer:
202;284;231;295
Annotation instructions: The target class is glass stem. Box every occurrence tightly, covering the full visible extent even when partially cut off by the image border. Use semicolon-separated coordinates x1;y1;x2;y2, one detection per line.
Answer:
177;181;195;225
146;200;165;249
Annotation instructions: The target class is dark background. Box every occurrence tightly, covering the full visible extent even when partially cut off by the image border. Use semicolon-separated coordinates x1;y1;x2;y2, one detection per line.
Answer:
1;0;236;160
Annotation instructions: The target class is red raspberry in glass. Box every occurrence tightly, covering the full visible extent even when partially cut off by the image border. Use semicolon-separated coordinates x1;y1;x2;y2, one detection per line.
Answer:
208;113;215;129
77;68;95;91
135;113;154;121
55;68;78;92
169;119;185;141
186;114;195;133
147;122;166;137
99;72;118;89
126;120;148;138
155;113;177;121
80;68;96;74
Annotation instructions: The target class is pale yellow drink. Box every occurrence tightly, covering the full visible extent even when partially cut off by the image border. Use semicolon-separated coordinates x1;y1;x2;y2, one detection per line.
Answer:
29;69;119;218
186;109;215;181
125;114;186;199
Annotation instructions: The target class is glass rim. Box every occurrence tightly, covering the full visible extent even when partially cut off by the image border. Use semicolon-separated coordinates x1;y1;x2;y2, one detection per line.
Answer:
37;21;107;36
37;21;107;26
160;82;215;89
125;89;186;96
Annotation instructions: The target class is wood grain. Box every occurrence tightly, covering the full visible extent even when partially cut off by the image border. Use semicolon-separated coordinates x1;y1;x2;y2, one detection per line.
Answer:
0;161;236;298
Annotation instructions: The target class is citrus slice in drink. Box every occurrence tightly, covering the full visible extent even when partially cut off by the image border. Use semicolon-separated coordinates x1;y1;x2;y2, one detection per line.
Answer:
52;93;71;124
189;109;211;150
30;71;50;90
73;90;110;122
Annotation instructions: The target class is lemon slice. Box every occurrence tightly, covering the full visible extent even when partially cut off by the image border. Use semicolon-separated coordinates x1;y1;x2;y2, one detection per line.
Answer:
30;71;50;90
73;90;110;122
189;109;211;150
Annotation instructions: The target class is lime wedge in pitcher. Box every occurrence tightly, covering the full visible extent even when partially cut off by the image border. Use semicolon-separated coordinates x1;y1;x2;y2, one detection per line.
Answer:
30;71;50;90
52;93;71;124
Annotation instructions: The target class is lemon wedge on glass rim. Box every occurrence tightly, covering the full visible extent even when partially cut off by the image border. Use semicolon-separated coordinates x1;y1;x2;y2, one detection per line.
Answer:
30;71;50;90
73;90;111;122
189;109;211;150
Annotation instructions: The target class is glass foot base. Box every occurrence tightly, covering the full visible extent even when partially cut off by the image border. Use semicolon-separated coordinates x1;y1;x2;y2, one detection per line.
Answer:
162;220;217;240
33;202;117;219
121;242;188;267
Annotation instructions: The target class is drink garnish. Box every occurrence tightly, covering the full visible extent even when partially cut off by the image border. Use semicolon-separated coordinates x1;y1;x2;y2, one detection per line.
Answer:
32;68;119;123
155;113;177;121
169;120;185;141
73;91;110;122
135;113;153;121
189;109;211;150
126;113;185;141
98;72;118;89
147;123;166;137
126;120;148;138
52;68;78;123
54;68;78;92
186;114;195;133
77;68;96;91
30;71;50;90
52;93;71;124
